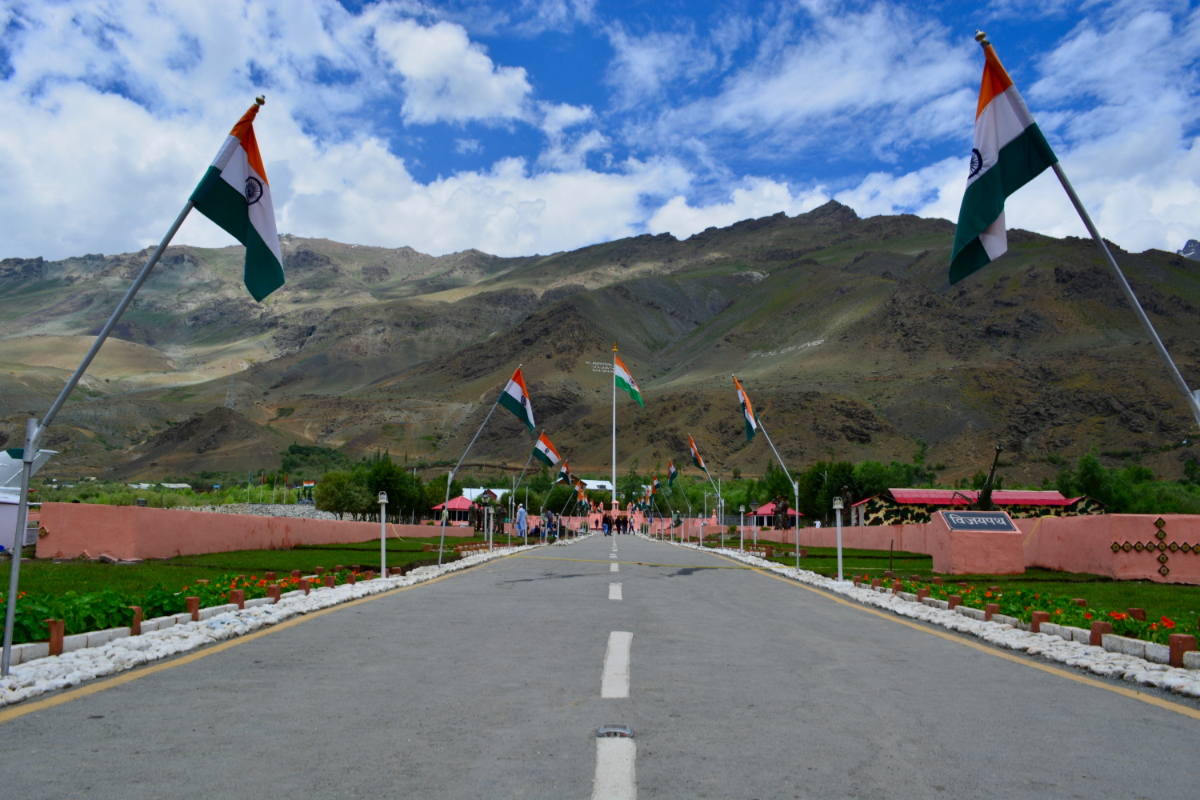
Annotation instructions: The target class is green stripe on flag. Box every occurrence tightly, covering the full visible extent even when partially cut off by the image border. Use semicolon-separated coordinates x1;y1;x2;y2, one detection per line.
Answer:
500;391;535;433
616;375;643;407
190;166;284;302
245;224;285;303
190;166;246;242
950;123;1057;285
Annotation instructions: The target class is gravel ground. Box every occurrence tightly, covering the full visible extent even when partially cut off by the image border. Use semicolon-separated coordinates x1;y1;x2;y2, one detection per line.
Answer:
185;503;339;520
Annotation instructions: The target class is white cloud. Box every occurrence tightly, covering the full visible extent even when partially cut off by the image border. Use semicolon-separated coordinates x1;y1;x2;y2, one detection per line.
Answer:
647;179;830;240
629;3;978;162
604;24;717;109
0;0;1197;270
372;17;533;125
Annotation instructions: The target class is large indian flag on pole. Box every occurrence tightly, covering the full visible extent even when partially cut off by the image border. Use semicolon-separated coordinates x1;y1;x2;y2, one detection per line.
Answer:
499;368;536;433
733;376;758;441
950;42;1058;285
190;101;285;302
689;434;706;471
533;431;561;467
614;355;644;407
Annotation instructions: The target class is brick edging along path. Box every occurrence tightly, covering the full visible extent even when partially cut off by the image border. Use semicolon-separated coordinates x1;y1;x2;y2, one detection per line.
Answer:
649;537;1200;701
0;536;592;708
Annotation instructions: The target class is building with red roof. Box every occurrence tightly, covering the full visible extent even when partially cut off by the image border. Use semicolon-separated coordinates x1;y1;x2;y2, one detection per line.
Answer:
850;488;1103;526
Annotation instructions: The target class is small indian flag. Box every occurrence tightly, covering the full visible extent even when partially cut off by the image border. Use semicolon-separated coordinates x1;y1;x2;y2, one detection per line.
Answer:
667;459;678;487
734;376;758;441
614;354;644;407
689;435;706;471
499;368;536;433
533;432;561;467
557;461;572;484
950;39;1058;285
651;476;660;495
190;101;285;302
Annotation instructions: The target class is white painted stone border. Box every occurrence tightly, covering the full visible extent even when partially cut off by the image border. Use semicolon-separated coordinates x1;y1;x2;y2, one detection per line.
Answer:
651;537;1200;700
0;538;591;708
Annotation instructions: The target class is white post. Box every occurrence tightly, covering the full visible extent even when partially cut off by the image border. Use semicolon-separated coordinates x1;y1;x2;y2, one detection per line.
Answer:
739;505;745;552
833;495;845;583
378;492;388;578
794;480;800;571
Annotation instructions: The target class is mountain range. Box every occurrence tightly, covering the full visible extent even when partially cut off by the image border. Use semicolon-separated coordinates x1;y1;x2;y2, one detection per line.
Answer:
3;201;1199;488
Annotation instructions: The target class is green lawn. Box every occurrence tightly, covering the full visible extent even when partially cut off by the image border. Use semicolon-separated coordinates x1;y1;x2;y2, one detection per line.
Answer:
1;534;503;597
750;544;1200;629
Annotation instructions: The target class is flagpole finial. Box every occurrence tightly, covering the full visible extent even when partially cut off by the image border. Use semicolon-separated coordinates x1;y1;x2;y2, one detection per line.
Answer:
612;342;618;352
975;30;989;47
255;95;266;106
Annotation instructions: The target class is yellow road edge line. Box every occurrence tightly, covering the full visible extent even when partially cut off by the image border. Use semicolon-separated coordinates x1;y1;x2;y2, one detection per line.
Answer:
0;555;511;725
512;554;751;569
711;553;1200;722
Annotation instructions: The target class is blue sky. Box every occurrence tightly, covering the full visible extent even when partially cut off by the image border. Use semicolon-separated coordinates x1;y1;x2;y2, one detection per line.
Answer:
2;1;1199;262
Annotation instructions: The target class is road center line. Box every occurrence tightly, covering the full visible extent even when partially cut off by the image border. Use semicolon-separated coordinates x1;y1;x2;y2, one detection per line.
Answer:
609;583;622;600
601;631;632;698
592;738;637;800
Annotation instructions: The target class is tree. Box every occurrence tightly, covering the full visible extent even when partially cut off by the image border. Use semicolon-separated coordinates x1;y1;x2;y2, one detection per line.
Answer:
423;472;464;516
314;471;369;520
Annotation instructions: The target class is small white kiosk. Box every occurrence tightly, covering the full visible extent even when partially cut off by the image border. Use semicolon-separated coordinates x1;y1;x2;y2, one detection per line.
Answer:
0;448;55;551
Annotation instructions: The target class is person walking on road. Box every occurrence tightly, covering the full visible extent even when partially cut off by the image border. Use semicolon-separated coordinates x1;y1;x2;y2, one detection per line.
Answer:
516;503;528;540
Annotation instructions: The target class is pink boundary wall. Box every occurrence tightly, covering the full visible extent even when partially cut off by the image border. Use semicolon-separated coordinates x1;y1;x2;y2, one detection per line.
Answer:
1016;514;1200;584
35;503;479;561
765;513;1200;583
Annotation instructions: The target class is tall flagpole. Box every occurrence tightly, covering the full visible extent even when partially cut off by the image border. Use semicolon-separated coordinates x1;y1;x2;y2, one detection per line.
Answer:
437;366;521;566
734;376;801;571
3;191;203;676
1049;162;1200;429
976;31;1200;433
612;343;618;517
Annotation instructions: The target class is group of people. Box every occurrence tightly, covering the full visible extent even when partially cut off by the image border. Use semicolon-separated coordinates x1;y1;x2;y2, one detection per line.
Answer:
514;503;565;541
601;513;632;536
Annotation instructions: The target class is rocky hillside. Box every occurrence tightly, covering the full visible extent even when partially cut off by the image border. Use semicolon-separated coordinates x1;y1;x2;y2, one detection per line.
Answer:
3;203;1200;486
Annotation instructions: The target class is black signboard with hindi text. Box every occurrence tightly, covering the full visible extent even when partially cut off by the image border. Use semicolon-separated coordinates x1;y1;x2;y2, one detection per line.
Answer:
940;511;1017;532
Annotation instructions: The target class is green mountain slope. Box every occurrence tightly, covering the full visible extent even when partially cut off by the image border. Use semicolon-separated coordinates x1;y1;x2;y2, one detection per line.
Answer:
3;201;1199;487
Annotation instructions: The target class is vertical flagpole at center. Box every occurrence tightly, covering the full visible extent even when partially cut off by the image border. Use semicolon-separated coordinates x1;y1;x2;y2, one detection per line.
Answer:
612;343;618;518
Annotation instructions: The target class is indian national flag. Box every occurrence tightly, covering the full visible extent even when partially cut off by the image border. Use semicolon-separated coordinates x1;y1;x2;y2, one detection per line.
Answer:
190;101;285;302
614;355;644;407
734;377;758;441
499;368;536;433
689;435;706;471
651;476;660;495
950;42;1058;285
576;480;586;502
557;461;572;484
533;431;561;467
667;459;678;487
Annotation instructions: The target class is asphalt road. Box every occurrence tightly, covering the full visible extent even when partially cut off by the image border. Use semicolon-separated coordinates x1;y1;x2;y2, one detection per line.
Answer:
1;534;1197;799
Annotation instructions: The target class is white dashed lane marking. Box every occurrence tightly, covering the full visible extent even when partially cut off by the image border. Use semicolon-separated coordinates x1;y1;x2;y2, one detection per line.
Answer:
601;631;632;699
592;738;637;800
609;583;622;600
610;563;619;572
